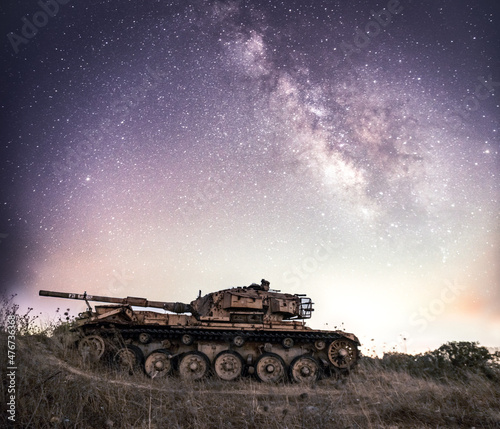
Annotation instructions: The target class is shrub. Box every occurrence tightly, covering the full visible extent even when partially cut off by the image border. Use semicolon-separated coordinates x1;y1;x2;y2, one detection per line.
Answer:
435;341;491;368
381;341;500;382
0;294;75;337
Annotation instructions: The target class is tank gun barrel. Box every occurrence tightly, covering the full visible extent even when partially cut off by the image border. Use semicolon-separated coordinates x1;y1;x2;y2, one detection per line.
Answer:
39;290;192;313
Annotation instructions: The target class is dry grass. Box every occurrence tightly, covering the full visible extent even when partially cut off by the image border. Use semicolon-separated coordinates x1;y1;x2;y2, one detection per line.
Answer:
1;331;500;429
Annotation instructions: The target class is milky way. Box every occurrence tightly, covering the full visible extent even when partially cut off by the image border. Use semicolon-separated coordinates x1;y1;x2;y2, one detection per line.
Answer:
1;0;499;352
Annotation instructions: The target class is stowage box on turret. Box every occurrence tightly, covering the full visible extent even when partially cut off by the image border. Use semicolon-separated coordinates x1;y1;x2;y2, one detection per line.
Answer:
39;279;360;382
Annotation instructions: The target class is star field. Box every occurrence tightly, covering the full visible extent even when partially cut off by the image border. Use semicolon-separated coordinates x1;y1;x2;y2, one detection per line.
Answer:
1;0;499;352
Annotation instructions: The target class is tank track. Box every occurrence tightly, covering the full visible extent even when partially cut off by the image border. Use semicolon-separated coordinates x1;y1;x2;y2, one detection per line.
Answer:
113;326;346;343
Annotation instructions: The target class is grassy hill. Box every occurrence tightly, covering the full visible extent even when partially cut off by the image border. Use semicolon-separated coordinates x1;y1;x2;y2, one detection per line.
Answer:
1;299;499;428
1;331;499;429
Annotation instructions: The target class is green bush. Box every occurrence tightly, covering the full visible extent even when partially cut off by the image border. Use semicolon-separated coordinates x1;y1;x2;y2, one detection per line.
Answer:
380;341;499;382
435;341;491;368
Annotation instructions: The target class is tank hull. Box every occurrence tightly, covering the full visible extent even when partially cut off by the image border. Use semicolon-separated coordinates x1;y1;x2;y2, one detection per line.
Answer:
73;305;360;382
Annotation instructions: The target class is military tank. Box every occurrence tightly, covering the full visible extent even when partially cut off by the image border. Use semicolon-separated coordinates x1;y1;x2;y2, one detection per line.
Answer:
39;279;360;383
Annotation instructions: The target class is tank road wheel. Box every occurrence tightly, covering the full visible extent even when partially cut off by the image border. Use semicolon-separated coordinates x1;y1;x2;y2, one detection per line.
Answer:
178;351;210;381
145;349;173;379
214;351;244;381
255;353;286;383
78;335;106;361
327;339;358;370
114;345;144;374
289;355;320;383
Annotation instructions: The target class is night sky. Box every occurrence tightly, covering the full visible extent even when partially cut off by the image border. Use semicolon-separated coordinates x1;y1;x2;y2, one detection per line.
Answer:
1;0;499;353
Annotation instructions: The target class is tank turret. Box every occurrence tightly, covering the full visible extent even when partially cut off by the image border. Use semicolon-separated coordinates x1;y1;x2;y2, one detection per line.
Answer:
40;279;312;323
40;279;360;383
189;279;313;323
